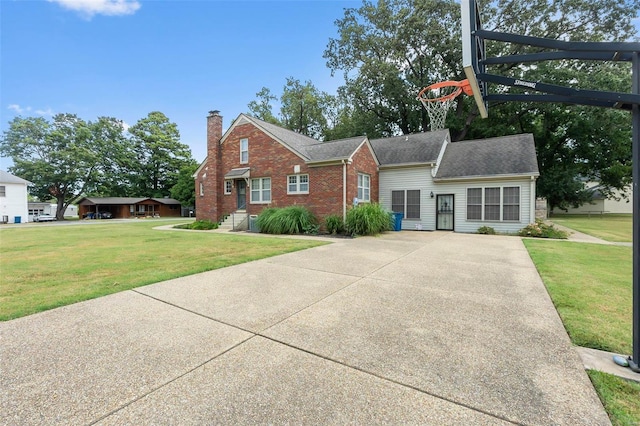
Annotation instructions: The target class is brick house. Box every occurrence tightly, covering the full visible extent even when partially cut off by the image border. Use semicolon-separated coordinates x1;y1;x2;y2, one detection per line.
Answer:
195;111;540;233
195;111;379;228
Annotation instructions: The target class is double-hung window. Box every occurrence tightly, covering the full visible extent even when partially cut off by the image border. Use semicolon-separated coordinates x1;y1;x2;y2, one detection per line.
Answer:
250;177;271;203
0;186;5;197
287;174;309;194
466;186;520;221
392;190;420;219
199;182;204;196
224;180;232;195
240;138;248;164
357;173;370;202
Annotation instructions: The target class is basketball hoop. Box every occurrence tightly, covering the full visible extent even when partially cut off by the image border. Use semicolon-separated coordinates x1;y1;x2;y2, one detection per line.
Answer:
417;79;473;131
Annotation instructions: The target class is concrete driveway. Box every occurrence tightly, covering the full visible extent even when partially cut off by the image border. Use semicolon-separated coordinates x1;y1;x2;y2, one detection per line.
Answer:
1;232;610;425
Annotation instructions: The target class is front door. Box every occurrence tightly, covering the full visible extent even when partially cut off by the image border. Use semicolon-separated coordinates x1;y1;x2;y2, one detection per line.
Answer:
436;194;454;231
237;180;247;210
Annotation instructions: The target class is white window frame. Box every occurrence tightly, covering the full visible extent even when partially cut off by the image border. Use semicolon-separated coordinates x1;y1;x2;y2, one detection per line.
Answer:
240;138;248;164
199;182;204;196
0;185;5;197
357;173;370;202
250;177;271;204
224;180;232;195
287;174;309;194
391;189;420;219
465;186;521;222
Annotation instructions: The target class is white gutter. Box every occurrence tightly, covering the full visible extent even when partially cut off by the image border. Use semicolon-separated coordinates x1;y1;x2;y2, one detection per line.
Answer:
342;159;347;221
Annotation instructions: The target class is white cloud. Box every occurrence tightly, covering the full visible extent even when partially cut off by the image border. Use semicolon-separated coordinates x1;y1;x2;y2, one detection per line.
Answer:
35;108;55;116
7;104;31;114
47;0;141;19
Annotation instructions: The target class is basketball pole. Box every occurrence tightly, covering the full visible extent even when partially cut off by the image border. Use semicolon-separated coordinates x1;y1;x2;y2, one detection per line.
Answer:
631;51;640;373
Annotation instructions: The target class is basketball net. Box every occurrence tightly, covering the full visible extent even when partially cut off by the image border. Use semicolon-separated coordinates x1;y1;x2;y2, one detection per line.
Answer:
417;80;473;131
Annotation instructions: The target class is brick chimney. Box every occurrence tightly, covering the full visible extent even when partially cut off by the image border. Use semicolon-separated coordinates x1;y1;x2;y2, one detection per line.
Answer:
197;110;223;221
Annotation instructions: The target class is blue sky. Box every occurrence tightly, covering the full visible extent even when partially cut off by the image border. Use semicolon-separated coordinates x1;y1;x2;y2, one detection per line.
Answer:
1;0;359;163
2;0;639;166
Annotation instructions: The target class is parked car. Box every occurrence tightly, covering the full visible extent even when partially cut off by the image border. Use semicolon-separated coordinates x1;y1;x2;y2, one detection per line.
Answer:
97;212;113;219
34;214;56;222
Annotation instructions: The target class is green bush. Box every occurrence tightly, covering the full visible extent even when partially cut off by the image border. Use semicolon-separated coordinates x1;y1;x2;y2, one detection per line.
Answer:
256;206;317;234
173;220;219;230
345;203;393;236
325;214;346;235
477;226;496;235
518;219;568;239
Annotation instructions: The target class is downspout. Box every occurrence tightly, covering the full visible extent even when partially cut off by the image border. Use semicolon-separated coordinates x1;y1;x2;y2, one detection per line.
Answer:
342;159;347;221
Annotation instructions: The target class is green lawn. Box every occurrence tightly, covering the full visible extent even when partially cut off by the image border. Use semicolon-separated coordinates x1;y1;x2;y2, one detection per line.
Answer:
550;214;632;242
0;220;326;321
523;239;638;424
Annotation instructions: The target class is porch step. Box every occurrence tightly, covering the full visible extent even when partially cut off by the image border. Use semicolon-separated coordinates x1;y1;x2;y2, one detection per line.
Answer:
219;211;249;231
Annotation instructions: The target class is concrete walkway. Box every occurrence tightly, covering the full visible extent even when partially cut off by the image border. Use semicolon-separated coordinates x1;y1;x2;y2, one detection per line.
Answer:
1;232;611;425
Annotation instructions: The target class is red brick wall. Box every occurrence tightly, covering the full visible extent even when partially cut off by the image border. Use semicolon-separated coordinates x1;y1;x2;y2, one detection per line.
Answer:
196;112;222;221
197;116;380;224
347;142;379;207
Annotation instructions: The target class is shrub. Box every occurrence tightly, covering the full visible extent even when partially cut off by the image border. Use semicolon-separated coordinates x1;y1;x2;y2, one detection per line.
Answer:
325;214;346;235
173;220;219;230
256;206;317;234
345;203;393;236
518;219;568;239
477;226;496;235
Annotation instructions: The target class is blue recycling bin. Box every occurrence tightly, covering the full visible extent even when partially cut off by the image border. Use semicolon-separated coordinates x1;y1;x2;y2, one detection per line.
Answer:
14;216;21;224
392;212;403;231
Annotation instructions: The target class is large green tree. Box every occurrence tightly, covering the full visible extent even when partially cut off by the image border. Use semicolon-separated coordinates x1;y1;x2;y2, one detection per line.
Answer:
170;161;198;208
323;0;639;208
0;114;126;219
128;112;194;197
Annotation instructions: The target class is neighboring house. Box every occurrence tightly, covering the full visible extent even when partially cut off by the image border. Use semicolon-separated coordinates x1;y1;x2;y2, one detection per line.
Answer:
195;111;540;233
551;183;633;215
77;197;182;219
0;170;32;224
28;202;78;221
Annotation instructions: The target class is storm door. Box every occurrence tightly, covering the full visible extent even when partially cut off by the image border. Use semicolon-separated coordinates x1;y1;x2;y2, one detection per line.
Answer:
436;194;454;231
237;180;247;210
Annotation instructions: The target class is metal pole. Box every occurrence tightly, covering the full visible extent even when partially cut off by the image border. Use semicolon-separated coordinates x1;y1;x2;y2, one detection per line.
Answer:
630;51;640;373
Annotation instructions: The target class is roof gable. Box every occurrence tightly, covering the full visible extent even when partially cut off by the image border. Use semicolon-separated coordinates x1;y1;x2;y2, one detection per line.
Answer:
0;170;33;185
435;134;539;180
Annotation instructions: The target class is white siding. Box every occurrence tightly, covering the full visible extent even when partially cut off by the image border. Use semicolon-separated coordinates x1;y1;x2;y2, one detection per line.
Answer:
379;167;437;230
0;181;29;223
435;178;535;233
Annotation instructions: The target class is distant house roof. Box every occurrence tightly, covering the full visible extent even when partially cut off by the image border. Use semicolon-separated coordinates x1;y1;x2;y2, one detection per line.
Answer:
0;170;33;185
78;197;181;205
434;134;540;180
370;130;449;166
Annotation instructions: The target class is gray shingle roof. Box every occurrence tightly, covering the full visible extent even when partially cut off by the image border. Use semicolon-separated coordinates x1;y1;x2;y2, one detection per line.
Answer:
435;134;539;179
369;130;449;166
224;167;251;179
0;170;33;185
304;137;368;162
245;115;369;162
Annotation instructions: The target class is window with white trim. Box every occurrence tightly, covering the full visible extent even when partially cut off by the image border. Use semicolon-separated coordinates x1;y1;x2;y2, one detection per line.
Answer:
287;174;309;194
240;138;248;164
199;182;204;196
503;187;520;221
224;180;232;195
0;186;5;197
250;177;271;203
357;173;370;202
391;190;420;219
466;188;482;220
466;186;520;221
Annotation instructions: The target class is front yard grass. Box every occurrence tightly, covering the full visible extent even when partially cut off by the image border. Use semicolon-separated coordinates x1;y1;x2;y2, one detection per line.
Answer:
550;214;631;242
0;220;326;321
523;239;638;424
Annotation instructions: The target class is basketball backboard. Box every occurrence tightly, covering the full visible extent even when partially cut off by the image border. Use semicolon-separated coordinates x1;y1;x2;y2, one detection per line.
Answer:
461;0;489;118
